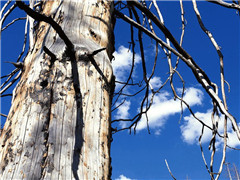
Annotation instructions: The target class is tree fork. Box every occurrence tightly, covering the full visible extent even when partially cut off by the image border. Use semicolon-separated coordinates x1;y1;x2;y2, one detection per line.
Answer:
0;0;115;179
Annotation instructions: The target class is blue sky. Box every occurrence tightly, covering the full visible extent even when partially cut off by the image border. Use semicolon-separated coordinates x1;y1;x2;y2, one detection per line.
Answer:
1;1;240;180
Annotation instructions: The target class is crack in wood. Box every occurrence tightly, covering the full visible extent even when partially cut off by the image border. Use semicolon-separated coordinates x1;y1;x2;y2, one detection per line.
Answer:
40;88;53;178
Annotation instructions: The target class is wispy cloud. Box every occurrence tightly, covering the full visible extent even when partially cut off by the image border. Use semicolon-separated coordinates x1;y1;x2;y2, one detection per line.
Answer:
180;110;213;144
136;87;204;134
149;76;162;89
116;175;133;180
114;100;131;128
114;100;131;119
180;110;240;148
112;46;141;84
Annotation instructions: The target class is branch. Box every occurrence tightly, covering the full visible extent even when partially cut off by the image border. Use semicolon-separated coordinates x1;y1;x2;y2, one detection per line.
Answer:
115;5;240;140
215;116;228;180
199;125;214;179
4;61;24;69
1;17;26;31
113;6;137;106
0;0;12;18
0;71;22;95
165;159;177;180
0;113;8;118
1;68;20;89
0;94;12;98
192;0;228;108
16;14;29;62
175;0;186;69
225;163;233;180
87;48;111;89
206;0;240;11
43;46;56;68
111;98;126;112
16;1;74;50
28;0;35;50
0;2;17;39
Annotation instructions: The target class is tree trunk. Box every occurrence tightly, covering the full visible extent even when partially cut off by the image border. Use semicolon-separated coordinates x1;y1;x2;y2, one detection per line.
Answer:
0;0;115;179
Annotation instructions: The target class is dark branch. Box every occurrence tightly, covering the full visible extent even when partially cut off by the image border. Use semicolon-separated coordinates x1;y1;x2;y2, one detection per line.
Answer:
16;1;74;50
5;61;23;69
0;113;8;118
43;46;56;68
0;94;12;98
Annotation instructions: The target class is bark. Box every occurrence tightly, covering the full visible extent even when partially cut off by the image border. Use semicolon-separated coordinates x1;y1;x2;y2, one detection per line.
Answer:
0;0;115;179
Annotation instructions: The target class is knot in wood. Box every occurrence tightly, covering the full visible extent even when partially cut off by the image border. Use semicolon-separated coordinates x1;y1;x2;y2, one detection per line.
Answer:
74;46;90;61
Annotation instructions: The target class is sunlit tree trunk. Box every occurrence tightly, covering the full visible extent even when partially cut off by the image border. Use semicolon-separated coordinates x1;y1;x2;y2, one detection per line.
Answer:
0;0;115;179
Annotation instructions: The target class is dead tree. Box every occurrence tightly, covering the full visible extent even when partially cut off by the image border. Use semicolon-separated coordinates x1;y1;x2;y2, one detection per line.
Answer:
0;0;239;179
1;0;114;179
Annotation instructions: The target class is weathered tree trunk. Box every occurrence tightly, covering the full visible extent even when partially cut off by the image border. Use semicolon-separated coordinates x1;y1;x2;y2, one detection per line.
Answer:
0;0;115;179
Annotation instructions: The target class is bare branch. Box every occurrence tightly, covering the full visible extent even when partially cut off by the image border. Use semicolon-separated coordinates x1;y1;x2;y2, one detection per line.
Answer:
1;68;20;90
0;0;12;18
175;0;186;68
206;0;240;11
0;2;17;39
116;3;240;140
113;6;137;104
192;0;227;107
16;15;29;62
0;94;12;98
225;162;233;180
233;163;240;180
226;145;240;151
0;113;8;118
0;71;22;95
1;68;19;79
215;116;228;180
199;125;214;180
165;159;177;180
16;1;74;50
111;98;126;112
28;0;35;50
1;17;26;31
4;61;24;69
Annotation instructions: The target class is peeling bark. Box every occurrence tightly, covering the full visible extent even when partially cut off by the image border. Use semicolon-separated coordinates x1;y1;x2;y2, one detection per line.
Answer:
0;0;115;179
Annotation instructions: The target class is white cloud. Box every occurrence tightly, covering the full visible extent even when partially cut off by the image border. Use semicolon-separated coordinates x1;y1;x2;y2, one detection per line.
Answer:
227;129;240;148
115;100;131;120
154;129;161;136
114;100;131;128
136;87;204;134
112;46;141;83
180;110;213;144
149;76;162;89
180;110;240;148
116;175;133;180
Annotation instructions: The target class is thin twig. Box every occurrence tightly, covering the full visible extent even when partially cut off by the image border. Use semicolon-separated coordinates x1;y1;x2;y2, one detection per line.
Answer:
0;2;17;39
111;98;126;112
225;162;233;180
0;0;12;18
0;71;22;95
16;15;29;62
1;17;26;31
199;125;214;179
115;6;240;140
206;0;240;11
1;68;20;89
0;94;12;98
165;159;177;180
0;113;8;118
